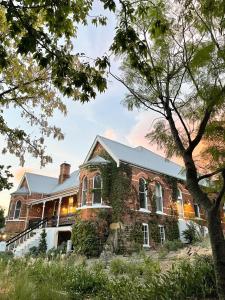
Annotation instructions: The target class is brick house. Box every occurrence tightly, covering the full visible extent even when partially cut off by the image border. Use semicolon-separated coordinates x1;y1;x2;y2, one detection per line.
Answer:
3;135;212;255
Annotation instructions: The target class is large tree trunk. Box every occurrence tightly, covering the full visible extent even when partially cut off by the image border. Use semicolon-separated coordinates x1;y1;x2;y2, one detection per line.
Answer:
207;207;225;300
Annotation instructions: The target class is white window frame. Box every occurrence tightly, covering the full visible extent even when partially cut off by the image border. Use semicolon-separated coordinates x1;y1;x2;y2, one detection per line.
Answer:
81;176;88;206
139;178;148;210
155;183;163;213
14;200;22;220
159;225;166;245
177;188;184;218
92;174;102;205
194;203;200;218
142;223;150;247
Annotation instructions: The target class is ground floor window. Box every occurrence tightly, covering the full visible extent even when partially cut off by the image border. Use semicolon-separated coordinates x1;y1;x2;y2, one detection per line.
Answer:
159;225;165;245
142;223;149;247
194;203;200;218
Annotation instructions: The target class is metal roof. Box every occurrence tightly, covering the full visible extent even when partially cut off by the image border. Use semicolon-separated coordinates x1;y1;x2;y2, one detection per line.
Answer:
85;135;186;181
50;170;79;193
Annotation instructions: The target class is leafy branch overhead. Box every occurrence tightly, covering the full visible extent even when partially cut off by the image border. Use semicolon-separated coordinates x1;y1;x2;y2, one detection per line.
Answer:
0;0;115;186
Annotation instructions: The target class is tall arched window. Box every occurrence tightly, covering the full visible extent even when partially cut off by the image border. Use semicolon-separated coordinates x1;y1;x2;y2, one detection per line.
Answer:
155;183;163;213
82;177;87;206
177;189;184;218
92;175;102;205
14;200;21;219
139;178;147;209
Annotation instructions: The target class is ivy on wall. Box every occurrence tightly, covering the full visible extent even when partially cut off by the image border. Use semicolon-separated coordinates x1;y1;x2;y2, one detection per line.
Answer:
87;152;132;222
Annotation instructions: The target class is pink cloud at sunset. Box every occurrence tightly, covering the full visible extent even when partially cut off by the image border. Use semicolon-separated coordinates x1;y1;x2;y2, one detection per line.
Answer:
104;128;118;140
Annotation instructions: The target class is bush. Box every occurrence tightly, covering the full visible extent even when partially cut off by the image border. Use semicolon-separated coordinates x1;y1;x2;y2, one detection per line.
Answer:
38;229;47;254
182;221;202;244
71;219;109;257
164;239;183;252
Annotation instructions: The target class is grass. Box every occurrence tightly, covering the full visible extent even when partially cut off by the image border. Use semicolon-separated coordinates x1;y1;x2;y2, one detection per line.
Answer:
0;249;217;300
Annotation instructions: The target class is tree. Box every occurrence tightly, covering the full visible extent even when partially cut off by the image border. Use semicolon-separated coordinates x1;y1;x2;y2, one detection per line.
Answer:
0;0;115;190
38;229;47;254
0;207;5;228
108;0;225;298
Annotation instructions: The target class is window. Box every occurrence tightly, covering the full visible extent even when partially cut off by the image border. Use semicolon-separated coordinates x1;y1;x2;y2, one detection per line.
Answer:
142;223;149;246
194;203;200;218
14;200;21;219
82;177;87;206
92;175;102;205
159;225;165;245
139;178;147;209
177;189;184;218
155;183;163;213
68;197;76;214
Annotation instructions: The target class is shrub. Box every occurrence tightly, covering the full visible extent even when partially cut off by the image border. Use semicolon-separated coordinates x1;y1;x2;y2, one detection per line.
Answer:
27;246;39;257
38;229;47;254
164;239;183;252
71;219;109;257
182;221;202;244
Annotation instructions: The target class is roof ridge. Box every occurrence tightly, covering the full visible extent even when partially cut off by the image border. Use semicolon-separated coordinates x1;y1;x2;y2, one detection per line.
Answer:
25;172;57;180
99;135;183;168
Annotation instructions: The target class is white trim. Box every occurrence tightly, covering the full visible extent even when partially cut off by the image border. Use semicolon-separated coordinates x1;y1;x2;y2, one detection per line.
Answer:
142;223;150;247
177;188;184;218
155;182;164;213
92;174;102;205
159;225;166;245
81;176;88;206
83;136;120;166
6;219;25;222
156;211;167;215
139;177;148;210
29;189;78;206
77;205;111;210
139;208;151;214
13;200;22;220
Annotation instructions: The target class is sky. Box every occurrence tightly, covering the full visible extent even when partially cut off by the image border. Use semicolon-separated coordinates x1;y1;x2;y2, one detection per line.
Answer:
0;3;172;212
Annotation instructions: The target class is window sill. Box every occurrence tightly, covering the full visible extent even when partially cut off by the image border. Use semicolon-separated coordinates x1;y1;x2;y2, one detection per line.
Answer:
143;244;150;248
139;209;151;214
77;205;111;210
156;211;166;215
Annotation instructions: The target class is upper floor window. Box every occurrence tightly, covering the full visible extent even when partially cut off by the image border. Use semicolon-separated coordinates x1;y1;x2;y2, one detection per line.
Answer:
14;200;21;219
155;183;163;213
92;175;102;205
139;178;147;209
177;189;184;218
194;203;200;218
82;177;87;206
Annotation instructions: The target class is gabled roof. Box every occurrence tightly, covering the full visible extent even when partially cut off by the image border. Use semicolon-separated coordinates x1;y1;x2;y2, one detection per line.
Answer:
84;135;186;181
14;171;80;195
50;170;79;194
80;155;110;168
11;186;29;195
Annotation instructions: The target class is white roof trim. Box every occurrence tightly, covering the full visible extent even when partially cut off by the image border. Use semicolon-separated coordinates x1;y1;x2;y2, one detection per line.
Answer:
24;173;32;195
83;135;120;167
16;173;31;195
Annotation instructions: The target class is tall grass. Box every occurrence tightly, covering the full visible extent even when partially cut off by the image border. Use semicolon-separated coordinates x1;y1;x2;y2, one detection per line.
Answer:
0;253;217;300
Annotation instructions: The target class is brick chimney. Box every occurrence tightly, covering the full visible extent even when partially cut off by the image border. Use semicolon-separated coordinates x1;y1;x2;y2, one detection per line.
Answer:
59;162;71;184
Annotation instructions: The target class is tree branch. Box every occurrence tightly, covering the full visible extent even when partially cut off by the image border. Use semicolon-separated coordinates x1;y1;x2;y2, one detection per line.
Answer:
214;170;225;210
198;167;225;182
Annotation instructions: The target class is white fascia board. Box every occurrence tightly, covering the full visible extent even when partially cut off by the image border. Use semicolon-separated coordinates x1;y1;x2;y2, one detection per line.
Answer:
83;135;120;167
24;173;32;195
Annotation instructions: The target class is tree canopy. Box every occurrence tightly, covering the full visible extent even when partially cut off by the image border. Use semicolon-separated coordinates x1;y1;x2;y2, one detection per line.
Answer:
0;0;115;190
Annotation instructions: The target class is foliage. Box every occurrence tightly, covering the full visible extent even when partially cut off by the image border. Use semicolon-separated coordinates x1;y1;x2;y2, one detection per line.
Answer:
163;239;183;252
164;217;180;241
129;222;143;252
38;229;47;254
0;165;13;191
0;253;217;299
27;246;39;257
164;175;179;201
89;156;132;222
71;219;109;258
0;207;5;228
182;222;202;244
0;1;116;187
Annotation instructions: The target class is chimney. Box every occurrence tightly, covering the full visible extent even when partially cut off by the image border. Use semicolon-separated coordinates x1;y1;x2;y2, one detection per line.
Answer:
59;162;71;184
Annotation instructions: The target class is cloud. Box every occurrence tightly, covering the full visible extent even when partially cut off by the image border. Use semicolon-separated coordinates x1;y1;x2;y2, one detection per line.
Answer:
104;128;118;140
